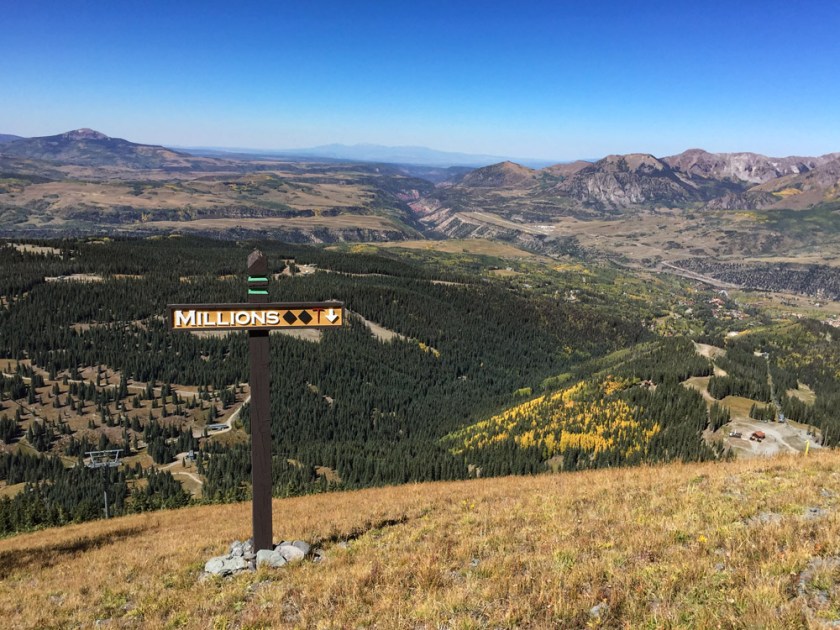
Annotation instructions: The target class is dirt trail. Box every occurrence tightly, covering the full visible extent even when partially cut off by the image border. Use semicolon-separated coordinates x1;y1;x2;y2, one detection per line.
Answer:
660;261;739;289
171;471;204;486
693;342;725;360
161;456;205;493
692;342;728;376
349;310;406;343
197;395;251;438
126;384;199;400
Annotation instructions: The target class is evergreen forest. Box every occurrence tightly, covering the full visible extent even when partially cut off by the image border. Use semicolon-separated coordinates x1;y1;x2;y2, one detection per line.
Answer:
0;236;838;534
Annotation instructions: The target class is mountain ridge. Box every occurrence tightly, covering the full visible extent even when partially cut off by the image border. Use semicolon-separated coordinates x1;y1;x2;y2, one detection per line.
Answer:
0;128;194;169
663;148;840;185
444;147;840;210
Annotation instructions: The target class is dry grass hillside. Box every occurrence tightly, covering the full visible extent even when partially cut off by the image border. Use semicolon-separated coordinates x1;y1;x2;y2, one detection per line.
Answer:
4;452;840;628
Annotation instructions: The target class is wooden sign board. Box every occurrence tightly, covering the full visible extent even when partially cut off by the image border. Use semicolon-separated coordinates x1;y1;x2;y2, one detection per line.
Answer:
167;302;345;331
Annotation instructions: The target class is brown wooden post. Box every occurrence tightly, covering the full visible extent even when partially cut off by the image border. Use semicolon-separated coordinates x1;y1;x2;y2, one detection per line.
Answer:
167;264;344;552
247;250;272;551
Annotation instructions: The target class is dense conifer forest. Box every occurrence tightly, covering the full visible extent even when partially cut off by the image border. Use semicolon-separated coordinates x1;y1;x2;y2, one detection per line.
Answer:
0;236;838;534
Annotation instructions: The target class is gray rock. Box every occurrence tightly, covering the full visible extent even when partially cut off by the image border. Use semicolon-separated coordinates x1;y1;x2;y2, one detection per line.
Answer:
589;603;608;619
278;544;306;563
204;538;325;576
804;506;828;520
256;549;288;568
291;540;311;556
714;563;726;572
225;557;248;573
797;556;840;598
746;511;783;526
204;555;248;576
204;556;227;574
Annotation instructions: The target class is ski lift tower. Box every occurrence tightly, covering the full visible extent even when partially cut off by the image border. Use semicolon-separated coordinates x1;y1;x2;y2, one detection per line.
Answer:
85;449;123;519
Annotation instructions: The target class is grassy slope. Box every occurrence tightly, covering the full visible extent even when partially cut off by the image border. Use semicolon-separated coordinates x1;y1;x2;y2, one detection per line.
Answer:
3;453;840;628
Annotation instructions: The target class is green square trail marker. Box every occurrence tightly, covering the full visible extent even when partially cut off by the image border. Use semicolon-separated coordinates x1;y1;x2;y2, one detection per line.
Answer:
168;250;345;551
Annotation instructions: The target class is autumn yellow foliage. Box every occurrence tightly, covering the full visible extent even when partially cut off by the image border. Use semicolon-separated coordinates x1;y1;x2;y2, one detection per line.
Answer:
772;187;803;198
446;377;661;463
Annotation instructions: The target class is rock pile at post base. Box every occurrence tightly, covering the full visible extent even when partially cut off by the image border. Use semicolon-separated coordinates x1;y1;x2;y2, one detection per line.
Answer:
203;538;324;577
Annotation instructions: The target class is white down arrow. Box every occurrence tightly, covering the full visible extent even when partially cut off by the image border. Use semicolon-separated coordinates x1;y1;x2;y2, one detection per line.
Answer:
326;308;339;323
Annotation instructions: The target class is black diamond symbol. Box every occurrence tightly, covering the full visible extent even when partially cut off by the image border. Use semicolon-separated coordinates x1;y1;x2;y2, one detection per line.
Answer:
298;310;312;325
283;311;298;325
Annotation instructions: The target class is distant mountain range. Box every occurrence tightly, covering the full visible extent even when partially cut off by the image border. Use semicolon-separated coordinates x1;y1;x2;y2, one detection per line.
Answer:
440;149;840;211
1;127;839;268
0;130;557;170
411;149;840;250
1;128;838;217
185;142;557;169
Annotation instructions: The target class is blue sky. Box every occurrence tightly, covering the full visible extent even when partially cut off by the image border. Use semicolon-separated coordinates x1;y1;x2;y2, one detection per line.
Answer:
2;1;839;160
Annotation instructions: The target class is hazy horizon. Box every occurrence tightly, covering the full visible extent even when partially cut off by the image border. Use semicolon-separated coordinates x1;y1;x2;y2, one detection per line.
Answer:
3;1;839;160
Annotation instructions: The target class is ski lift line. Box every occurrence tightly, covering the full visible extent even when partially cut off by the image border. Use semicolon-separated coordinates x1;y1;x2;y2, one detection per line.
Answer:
84;450;123;519
85;449;123;468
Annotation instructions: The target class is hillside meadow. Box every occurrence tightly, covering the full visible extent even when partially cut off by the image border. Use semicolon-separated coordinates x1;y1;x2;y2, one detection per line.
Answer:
2;452;840;628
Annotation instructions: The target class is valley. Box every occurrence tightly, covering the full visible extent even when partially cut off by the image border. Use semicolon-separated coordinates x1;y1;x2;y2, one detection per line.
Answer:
1;130;840;555
6;3;840;626
4;131;840;303
0;130;432;242
1;234;840;538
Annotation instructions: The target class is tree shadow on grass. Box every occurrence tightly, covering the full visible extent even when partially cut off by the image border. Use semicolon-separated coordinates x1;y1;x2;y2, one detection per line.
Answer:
0;522;156;580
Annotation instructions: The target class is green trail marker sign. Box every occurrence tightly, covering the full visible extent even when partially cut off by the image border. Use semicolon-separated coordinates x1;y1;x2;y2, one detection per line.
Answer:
168;250;345;551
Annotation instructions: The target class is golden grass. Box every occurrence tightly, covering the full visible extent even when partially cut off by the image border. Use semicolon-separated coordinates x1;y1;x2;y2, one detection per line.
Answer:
3;453;840;627
488;268;521;277
773;188;804;198
9;243;62;256
683;376;712;390
170;471;204;498
0;482;25;498
0;175;373;216
788;384;818;405
721;395;762;419
378;239;544;260
141;215;400;232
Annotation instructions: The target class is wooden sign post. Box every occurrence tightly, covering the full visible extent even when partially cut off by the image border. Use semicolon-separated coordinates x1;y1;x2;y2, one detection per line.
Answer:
168;250;344;551
247;251;272;552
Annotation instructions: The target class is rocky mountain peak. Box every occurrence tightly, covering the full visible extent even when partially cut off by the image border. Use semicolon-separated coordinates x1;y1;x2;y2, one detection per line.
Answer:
663;149;840;185
596;153;668;174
